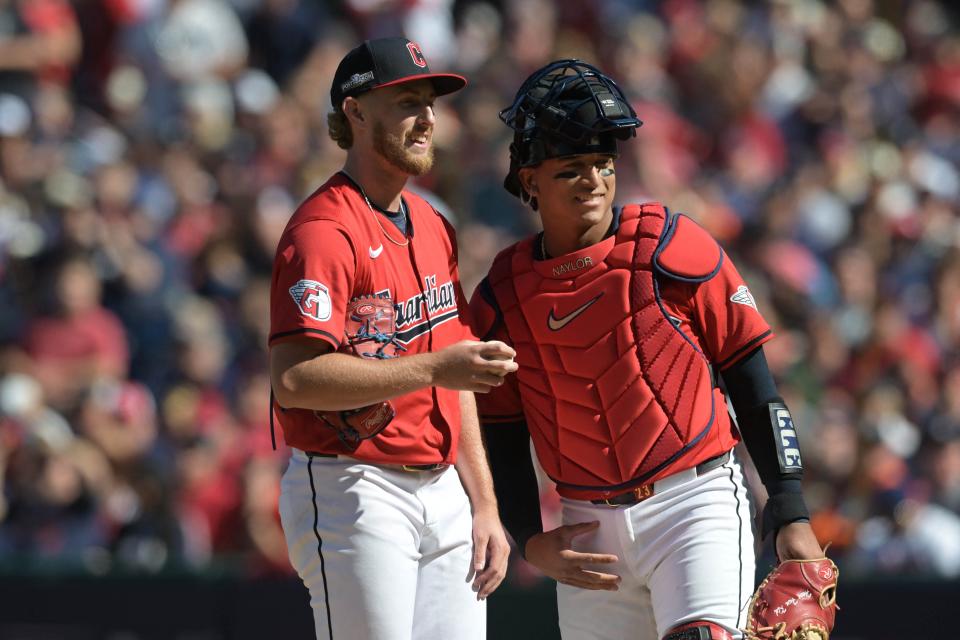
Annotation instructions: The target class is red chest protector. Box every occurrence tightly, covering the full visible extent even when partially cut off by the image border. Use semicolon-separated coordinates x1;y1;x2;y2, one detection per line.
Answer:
487;203;727;494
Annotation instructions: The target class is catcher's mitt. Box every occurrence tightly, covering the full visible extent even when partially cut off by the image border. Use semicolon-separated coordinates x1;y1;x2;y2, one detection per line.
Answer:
745;557;838;640
316;295;406;449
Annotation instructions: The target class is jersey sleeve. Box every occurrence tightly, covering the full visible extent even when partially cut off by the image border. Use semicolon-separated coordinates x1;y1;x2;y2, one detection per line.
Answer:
269;220;357;349
662;249;773;370
467;278;524;423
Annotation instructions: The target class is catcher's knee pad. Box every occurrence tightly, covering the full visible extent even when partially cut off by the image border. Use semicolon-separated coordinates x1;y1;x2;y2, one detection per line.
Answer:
663;620;734;640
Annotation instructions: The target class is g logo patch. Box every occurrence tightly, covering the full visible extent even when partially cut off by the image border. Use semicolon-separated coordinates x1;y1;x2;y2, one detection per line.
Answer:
289;279;332;321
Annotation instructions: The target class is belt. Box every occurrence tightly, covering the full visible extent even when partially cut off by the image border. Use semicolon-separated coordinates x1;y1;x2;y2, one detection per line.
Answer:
589;451;731;507
305;451;448;473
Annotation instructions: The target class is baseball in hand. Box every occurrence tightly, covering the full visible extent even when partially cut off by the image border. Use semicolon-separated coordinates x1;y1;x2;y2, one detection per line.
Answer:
480;340;517;364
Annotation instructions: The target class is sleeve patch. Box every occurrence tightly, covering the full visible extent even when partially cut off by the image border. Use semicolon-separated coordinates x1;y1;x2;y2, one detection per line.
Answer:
289;279;332;321
730;285;758;310
770;403;803;472
655;214;723;282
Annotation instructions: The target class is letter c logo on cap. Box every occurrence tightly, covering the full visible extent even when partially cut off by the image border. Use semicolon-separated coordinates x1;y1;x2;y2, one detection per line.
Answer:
407;42;427;68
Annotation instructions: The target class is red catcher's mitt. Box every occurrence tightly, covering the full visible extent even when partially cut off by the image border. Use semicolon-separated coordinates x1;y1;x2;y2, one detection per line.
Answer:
745;557;838;640
316;296;406;449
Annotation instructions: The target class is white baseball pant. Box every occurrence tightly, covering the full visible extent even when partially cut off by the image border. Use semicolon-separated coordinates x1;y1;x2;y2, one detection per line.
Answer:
556;452;755;640
279;449;485;640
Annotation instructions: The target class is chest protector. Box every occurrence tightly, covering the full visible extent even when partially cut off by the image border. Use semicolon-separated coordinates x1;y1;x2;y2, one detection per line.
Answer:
487;203;723;492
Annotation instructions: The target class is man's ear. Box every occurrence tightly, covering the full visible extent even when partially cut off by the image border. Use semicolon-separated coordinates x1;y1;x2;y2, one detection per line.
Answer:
343;97;365;126
518;168;538;195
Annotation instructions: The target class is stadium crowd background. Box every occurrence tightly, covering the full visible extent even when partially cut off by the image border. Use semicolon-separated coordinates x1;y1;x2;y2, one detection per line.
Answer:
1;0;959;585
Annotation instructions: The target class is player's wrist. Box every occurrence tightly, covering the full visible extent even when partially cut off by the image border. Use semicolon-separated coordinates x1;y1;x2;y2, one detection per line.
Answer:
398;351;442;389
762;491;810;540
471;500;500;519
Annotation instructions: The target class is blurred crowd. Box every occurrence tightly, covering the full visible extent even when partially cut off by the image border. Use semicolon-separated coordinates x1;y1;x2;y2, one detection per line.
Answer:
1;0;959;583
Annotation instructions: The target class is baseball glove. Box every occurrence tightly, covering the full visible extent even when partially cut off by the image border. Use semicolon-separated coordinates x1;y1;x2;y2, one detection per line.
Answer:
316;295;406;449
744;557;838;640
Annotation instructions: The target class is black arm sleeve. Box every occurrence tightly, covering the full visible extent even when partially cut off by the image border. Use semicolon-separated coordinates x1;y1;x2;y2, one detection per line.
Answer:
721;346;810;538
481;419;543;558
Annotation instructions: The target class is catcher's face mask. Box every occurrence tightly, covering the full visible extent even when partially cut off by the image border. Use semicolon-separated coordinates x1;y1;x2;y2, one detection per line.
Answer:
499;59;642;202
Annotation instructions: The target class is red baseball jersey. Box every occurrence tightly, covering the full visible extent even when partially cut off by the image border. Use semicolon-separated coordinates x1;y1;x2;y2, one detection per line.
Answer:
470;205;773;499
269;173;473;464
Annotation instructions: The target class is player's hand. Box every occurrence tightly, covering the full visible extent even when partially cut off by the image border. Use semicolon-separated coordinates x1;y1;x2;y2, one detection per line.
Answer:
470;506;510;600
775;521;824;562
430;340;518;393
524;521;621;591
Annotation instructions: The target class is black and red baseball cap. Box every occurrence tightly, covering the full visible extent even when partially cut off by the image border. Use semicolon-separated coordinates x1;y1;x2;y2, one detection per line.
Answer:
330;37;467;109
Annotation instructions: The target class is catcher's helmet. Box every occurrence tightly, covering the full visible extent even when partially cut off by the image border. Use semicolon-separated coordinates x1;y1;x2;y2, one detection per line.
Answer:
500;59;642;201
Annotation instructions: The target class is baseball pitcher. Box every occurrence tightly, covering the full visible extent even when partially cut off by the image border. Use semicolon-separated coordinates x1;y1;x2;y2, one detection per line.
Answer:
269;38;514;640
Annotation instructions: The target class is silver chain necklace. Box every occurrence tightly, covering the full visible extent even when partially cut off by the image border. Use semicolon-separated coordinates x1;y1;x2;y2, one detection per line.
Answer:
341;170;410;247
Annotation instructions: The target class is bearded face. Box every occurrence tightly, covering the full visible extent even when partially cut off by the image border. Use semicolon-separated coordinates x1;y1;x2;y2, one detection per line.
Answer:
372;118;434;176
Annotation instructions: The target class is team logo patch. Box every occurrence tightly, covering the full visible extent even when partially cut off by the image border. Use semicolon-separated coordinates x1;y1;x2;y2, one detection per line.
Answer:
772;405;803;471
730;285;758;310
289;279;332;321
407;42;427;68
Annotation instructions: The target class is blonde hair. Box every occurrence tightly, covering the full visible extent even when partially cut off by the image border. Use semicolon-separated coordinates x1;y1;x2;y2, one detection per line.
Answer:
327;109;353;149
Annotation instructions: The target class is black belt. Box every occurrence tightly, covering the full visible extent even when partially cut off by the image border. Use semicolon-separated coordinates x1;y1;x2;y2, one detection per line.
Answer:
590;451;731;507
305;451;447;473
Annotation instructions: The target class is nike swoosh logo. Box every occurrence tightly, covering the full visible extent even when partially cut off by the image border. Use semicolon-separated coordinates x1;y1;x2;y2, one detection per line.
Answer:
547;293;603;331
369;244;384;259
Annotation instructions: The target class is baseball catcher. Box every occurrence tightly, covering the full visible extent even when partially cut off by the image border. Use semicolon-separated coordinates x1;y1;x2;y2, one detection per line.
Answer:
316;295;405;449
470;58;831;640
745;556;839;640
